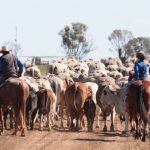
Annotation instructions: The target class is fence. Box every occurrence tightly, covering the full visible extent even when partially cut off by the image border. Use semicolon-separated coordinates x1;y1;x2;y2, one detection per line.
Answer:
18;55;67;64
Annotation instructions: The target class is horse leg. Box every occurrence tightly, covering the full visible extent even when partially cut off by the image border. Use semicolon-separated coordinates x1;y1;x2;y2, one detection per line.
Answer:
12;108;19;136
19;100;27;137
135;117;139;140
0;107;4;135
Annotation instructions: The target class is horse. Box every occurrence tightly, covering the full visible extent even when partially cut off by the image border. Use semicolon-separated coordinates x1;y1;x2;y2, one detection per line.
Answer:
0;78;29;136
127;80;150;142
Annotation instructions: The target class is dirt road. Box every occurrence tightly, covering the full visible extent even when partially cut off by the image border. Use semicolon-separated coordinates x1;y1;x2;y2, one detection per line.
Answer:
0;117;149;150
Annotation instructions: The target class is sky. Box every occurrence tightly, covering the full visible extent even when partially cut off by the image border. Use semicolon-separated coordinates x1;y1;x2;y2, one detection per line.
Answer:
0;0;150;60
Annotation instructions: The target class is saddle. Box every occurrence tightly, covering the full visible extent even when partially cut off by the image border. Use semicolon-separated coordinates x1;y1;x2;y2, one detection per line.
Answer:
132;80;143;87
0;77;18;88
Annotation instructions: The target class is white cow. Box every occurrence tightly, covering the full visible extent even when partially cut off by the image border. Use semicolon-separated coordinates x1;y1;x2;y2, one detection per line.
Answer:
99;84;128;132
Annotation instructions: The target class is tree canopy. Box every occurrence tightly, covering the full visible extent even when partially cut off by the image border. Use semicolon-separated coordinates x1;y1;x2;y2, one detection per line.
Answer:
108;29;133;62
59;22;94;60
126;37;150;57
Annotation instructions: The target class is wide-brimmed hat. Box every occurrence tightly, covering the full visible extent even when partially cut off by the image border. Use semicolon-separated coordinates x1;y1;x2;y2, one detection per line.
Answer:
136;51;146;60
0;46;11;53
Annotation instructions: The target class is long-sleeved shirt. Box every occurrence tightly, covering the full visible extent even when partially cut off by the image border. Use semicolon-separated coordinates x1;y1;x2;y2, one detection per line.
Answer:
0;53;18;79
134;60;148;80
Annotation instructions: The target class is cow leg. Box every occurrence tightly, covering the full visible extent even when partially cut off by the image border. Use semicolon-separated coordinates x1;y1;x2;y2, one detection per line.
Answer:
141;122;147;142
3;109;8;130
67;114;70;127
122;112;129;134
70;116;75;131
103;113;107;132
95;105;100;128
91;115;95;132
60;105;64;127
50;112;54;126
79;110;85;129
86;117;90;132
66;107;70;127
47;113;51;131
26;111;30;128
76;117;80;131
110;110;115;132
9;109;13;129
39;114;43;131
30;109;38;130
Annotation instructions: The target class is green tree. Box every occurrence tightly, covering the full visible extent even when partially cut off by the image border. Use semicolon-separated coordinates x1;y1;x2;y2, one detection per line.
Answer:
126;37;150;57
108;29;133;62
59;22;94;60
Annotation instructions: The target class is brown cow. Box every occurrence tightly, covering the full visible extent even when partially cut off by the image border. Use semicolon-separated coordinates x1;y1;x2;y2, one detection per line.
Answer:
65;82;92;131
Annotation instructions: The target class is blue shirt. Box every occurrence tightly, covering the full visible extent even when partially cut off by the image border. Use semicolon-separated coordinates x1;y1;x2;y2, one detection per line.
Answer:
134;60;148;80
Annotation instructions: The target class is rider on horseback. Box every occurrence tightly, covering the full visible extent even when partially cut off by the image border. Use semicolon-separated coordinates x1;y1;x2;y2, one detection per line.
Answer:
0;46;23;84
134;51;148;81
124;51;148;96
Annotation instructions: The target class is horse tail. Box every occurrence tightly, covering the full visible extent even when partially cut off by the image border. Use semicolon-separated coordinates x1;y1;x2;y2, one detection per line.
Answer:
137;85;147;123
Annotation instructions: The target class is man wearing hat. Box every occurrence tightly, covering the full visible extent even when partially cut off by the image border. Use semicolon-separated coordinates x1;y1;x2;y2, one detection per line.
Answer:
134;50;148;80
0;46;18;84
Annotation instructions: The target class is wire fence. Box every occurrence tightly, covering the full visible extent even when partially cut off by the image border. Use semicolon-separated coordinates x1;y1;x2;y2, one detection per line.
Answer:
18;55;67;64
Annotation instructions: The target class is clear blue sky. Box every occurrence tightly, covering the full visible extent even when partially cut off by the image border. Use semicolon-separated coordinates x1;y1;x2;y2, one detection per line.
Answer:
0;0;150;60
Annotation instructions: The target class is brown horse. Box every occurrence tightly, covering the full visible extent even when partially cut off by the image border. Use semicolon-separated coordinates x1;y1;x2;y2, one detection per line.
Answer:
0;78;29;136
127;80;150;142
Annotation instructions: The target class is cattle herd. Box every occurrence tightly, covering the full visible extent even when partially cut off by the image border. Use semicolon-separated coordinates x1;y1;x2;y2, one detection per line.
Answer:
1;57;150;142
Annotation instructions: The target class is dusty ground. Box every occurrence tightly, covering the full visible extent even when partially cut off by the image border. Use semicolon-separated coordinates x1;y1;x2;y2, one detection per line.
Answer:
0;117;149;150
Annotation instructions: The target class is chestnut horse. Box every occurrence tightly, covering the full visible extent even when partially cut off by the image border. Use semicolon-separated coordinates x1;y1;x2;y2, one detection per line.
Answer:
0;78;29;136
127;80;150;142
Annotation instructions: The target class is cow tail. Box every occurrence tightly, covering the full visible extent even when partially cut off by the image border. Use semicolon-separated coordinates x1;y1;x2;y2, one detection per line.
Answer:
137;85;147;123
